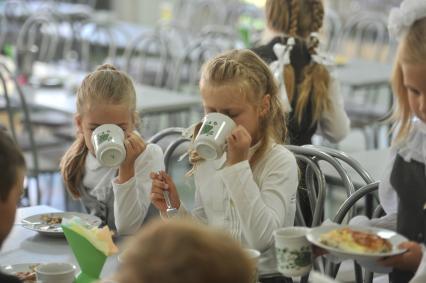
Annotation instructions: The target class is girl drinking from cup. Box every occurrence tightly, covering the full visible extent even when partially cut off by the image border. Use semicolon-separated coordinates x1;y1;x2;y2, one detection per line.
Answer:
61;64;163;236
346;2;426;282
151;49;298;282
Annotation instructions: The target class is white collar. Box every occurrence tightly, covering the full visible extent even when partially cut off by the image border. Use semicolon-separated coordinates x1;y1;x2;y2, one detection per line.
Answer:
86;152;103;171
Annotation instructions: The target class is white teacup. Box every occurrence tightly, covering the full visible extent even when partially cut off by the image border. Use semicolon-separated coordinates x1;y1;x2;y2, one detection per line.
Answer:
35;262;76;283
274;227;312;277
91;124;126;167
244;248;261;283
194;113;236;160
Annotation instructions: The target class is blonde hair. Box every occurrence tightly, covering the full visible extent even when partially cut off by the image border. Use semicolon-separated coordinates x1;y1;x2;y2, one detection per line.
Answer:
112;219;252;283
60;64;137;198
265;0;332;126
391;18;426;145
190;49;287;168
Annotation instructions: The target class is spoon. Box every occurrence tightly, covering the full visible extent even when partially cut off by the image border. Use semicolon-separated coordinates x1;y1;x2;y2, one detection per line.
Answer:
163;190;177;217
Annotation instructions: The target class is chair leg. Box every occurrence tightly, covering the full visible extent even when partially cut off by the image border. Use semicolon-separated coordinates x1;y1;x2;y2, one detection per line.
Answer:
354;262;363;283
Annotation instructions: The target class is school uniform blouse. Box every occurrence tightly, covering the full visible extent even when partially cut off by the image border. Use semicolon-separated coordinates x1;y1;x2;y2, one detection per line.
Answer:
252;37;350;145
351;119;426;283
80;143;164;235
177;140;299;275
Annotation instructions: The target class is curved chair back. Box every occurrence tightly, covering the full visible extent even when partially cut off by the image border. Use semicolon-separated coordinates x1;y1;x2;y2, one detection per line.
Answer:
334;11;389;61
167;37;225;93
16;13;60;75
122;31;169;86
76;19;117;70
323;8;342;52
328;182;379;283
0;62;41;203
286;145;357;228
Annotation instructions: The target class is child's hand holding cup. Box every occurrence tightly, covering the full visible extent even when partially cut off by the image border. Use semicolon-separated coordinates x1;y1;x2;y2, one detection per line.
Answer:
274;227;312;278
91;124;126;167
194;113;236;160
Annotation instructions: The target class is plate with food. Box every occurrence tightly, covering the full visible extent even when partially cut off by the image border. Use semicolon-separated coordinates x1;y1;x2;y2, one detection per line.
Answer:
0;263;40;282
307;225;408;273
21;212;102;237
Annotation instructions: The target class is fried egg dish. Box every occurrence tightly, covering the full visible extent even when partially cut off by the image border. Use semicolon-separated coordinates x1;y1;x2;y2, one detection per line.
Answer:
320;227;392;253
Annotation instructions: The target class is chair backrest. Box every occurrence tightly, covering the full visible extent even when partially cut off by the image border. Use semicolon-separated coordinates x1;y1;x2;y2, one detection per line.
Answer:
0;61;41;202
15;13;60;75
122;30;169;86
147;127;191;180
328;182;379;283
177;0;227;32
322;8;342;52
167;37;226;93
334;11;389;61
76;19;117;70
286;145;357;228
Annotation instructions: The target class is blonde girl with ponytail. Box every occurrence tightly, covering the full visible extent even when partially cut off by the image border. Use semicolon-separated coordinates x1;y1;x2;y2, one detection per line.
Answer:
252;0;350;146
150;49;298;283
60;64;164;235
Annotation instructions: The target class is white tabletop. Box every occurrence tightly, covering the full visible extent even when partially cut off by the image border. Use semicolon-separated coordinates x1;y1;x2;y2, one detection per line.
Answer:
335;59;393;89
29;84;201;116
0;205;121;279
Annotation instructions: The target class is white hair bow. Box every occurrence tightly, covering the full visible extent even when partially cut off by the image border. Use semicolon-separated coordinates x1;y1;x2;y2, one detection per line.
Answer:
270;37;295;113
388;0;426;40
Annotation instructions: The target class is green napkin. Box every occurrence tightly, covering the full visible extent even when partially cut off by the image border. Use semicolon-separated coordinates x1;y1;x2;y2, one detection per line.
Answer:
62;225;107;283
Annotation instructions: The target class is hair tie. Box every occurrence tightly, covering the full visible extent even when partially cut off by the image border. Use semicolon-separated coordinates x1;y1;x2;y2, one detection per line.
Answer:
270;37;295;113
388;0;426;40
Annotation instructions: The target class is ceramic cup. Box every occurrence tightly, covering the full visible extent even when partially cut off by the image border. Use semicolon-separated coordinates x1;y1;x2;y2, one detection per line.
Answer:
91;124;126;167
35;262;75;283
274;227;312;277
244;248;261;283
194;113;236;160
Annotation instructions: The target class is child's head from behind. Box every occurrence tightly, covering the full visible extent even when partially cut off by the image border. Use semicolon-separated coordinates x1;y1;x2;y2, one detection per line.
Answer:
392;18;426;143
200;49;287;152
265;0;324;38
0;130;25;247
61;64;136;198
115;219;252;283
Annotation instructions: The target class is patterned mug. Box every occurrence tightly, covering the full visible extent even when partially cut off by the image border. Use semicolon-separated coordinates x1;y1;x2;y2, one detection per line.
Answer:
194;113;236;160
274;227;312;277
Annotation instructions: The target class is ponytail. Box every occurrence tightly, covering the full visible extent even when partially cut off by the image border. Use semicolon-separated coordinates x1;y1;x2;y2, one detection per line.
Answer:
293;0;331;126
60;133;88;198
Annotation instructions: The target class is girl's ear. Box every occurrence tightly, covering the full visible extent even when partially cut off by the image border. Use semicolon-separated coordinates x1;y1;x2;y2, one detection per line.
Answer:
261;94;271;116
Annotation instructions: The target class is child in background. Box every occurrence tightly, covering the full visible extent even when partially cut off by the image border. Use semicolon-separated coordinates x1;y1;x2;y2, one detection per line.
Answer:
151;49;298;283
347;1;426;282
252;0;350;146
0;130;26;283
60;64;163;236
111;219;252;283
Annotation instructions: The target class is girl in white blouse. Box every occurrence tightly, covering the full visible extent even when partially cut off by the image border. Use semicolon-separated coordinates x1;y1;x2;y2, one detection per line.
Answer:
60;64;164;236
151;49;299;282
349;2;426;282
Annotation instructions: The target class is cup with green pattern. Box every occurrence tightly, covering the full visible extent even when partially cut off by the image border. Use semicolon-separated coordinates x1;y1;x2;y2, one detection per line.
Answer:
194;113;236;160
274;227;312;277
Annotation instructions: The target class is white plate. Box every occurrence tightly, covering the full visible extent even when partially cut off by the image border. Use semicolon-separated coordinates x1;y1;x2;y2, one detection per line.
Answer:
21;212;102;237
0;263;40;282
307;225;408;273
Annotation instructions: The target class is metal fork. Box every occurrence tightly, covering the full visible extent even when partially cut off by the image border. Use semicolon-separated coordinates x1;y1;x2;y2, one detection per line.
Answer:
163;190;177;217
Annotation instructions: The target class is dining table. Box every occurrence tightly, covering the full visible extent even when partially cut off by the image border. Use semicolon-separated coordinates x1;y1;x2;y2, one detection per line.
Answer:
0;205;122;279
